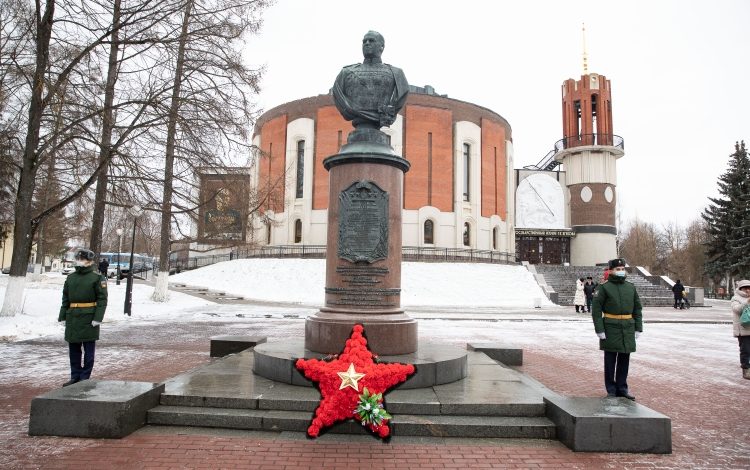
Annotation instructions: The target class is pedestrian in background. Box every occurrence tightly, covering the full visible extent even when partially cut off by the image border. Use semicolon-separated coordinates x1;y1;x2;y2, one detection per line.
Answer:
592;258;643;400
98;257;109;276
58;249;108;387
672;279;686;309
573;277;586;313
584;276;598;313
730;279;750;380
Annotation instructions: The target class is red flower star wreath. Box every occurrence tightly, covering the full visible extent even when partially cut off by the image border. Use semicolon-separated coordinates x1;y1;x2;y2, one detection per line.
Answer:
295;324;415;439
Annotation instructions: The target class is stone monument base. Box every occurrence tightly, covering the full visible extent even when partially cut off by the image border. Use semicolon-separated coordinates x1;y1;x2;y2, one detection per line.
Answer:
305;309;417;355
254;338;465;388
544;396;672;453
28;380;164;438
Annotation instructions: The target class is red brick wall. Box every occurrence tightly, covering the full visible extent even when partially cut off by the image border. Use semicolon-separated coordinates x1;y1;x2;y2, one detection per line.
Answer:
481;119;507;220
569;183;615;226
255;94;514;216
403;105;453;211
562;75;613;145
258;114;287;213
313;106;352;210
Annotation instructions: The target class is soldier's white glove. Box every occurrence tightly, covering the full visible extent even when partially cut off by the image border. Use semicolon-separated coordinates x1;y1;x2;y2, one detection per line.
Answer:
92;321;101;327
59;320;65;324
635;331;641;339
596;332;606;340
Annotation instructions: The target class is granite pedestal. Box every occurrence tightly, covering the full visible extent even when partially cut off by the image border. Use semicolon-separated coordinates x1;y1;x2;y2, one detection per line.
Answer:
544;396;672;453
467;342;524;365
253;339;467;389
29;380;164;438
210;335;267;357
148;347;556;439
305;139;417;356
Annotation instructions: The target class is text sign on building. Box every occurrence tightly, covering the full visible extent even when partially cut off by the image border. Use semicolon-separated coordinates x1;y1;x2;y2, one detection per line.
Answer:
338;180;388;263
515;228;575;237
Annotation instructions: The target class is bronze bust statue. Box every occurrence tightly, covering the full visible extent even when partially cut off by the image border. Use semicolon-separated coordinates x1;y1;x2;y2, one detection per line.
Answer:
333;31;409;132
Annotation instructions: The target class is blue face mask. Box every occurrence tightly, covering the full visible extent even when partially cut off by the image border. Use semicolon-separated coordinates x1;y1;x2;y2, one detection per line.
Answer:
614;271;626;278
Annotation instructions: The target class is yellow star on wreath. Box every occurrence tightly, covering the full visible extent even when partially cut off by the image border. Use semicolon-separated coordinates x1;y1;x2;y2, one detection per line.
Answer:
337;363;366;391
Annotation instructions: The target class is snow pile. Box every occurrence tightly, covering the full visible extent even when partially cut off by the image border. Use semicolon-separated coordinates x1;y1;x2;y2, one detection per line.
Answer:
171;258;553;308
1;259;553;342
0;273;214;342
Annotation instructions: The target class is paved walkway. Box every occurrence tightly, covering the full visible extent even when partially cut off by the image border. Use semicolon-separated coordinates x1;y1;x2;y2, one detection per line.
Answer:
1;303;748;469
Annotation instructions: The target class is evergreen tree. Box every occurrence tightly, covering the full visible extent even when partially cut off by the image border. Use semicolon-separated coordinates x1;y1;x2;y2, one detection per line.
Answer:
727;141;750;278
702;141;750;283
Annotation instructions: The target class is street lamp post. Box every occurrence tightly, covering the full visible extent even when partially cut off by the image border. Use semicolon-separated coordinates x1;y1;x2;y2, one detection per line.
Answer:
124;205;143;316
115;228;123;285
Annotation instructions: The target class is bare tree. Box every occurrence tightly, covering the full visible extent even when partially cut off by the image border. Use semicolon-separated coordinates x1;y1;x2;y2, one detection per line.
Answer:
619;219;661;272
682;218;708;286
150;0;269;301
87;0;122;257
0;0;183;316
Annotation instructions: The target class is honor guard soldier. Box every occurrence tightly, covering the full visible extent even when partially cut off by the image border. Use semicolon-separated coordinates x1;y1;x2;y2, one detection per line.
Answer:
58;248;108;386
591;258;643;400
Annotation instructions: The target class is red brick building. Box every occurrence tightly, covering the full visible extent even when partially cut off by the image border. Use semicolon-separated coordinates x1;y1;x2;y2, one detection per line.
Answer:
248;86;516;253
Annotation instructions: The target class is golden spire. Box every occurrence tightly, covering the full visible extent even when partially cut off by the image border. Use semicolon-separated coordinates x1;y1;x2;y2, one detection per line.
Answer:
582;22;589;75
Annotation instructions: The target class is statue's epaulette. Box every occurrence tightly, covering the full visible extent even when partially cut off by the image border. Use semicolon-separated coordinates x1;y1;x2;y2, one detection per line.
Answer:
342;63;360;69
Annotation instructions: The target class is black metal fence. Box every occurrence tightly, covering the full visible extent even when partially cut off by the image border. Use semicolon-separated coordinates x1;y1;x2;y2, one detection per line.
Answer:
166;245;518;274
402;246;517;263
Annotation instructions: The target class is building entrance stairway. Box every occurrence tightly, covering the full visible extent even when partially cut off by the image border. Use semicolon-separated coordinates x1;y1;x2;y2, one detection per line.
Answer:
534;265;675;307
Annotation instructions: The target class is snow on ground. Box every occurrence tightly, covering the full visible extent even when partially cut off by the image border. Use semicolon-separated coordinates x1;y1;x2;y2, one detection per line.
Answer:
0;273;214;342
0;259;554;342
171;258;554;308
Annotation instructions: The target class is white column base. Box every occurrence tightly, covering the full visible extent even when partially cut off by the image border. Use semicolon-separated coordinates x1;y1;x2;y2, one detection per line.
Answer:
151;271;171;302
570;232;617;266
1;276;28;317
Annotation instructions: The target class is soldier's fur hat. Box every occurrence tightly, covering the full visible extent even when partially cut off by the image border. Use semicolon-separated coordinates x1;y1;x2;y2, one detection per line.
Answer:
608;258;626;269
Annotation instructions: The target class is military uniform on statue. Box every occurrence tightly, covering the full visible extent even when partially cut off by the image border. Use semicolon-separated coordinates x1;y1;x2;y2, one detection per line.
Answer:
591;258;642;400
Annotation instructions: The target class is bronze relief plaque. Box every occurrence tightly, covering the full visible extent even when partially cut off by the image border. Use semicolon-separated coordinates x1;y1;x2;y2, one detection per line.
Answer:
338;180;389;263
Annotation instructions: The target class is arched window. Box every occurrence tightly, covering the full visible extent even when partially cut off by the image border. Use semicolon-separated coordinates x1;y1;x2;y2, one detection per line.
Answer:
492;227;499;250
295;140;305;199
294;219;302;243
462;143;471;202
423;220;434;245
463;222;471;247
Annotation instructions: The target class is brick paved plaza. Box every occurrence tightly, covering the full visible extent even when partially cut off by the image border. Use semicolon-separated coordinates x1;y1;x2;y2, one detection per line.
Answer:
1;302;748;469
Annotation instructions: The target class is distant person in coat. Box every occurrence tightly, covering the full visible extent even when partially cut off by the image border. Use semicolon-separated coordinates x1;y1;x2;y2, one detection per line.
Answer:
58;249;108;387
98;257;109;276
672;279;686;309
730;279;750;380
592;258;643;400
573;277;586;313
584;276;598;313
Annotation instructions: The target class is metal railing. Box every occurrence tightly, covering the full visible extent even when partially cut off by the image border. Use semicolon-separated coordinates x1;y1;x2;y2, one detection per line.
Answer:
525;133;624;171
402;246;517;264
167;245;519;273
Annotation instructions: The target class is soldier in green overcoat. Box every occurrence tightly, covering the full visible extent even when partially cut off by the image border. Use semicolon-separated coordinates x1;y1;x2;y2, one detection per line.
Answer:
591;258;642;400
58;248;108;386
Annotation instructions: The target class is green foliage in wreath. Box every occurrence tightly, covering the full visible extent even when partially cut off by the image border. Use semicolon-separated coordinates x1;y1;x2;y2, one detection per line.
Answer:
354;387;392;426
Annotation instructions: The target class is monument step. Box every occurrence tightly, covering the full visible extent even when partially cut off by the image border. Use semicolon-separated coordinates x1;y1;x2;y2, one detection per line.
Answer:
146;405;556;439
158;391;547;417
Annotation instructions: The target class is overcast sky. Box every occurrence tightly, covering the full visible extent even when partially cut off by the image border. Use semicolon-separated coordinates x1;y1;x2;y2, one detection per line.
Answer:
243;0;749;228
